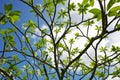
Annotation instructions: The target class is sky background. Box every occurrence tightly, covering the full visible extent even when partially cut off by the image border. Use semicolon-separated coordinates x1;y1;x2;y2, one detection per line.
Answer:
0;0;120;80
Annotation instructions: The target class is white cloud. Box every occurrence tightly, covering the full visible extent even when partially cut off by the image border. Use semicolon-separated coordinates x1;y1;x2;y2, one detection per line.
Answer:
30;0;120;76
106;76;120;80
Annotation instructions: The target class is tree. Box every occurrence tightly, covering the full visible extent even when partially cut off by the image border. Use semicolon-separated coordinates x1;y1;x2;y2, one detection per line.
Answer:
0;0;120;80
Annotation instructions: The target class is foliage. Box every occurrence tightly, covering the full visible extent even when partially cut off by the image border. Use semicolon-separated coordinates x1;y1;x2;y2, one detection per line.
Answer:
0;0;120;80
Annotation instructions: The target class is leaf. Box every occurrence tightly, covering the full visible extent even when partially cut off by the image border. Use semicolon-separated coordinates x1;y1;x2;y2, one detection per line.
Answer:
51;74;55;79
90;0;94;7
109;6;120;12
66;77;70;80
9;11;21;23
116;24;120;28
89;8;101;14
75;32;80;38
69;38;75;44
0;58;7;65
16;69;22;77
108;12;117;17
12;55;19;61
0;19;7;25
117;0;120;2
69;3;76;11
82;0;88;5
107;0;116;10
56;0;67;5
89;8;101;20
54;28;61;33
4;4;12;13
0;29;5;35
6;35;16;47
108;6;120;17
99;46;108;52
28;20;35;27
6;28;13;34
28;20;36;32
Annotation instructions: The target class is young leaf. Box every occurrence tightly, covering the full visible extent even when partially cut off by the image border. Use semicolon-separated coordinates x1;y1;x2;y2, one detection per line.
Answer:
69;3;76;11
89;8;101;14
9;11;21;23
4;4;12;13
90;0;94;7
0;29;5;35
109;6;120;12
108;6;120;17
69;38;75;44
107;0;116;10
82;0;88;5
89;8;101;20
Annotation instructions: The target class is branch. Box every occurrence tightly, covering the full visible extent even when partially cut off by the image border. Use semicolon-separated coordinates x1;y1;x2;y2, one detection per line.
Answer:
0;15;5;21
0;68;14;80
98;0;107;32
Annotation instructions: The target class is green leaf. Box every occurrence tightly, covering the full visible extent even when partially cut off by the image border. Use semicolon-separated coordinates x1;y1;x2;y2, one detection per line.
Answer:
116;24;120;28
111;45;120;52
66;77;70;80
111;45;116;52
0;58;7;65
108;6;120;17
4;4;12;13
54;28;61;33
75;32;80;38
82;0;88;5
99;46;108;52
89;8;101;14
6;35;16;47
0;29;5;35
72;47;79;55
6;28;13;34
44;77;49;80
23;47;28;50
28;20;35;27
89;8;101;21
107;0;116;10
58;9;67;18
56;0;67;5
9;11;21;23
51;74;55;79
83;20;94;26
78;3;90;14
42;28;47;33
16;69;22;77
69;3;76;11
90;0;94;7
0;19;7;25
117;0;120;2
12;55;19;61
109;6;120;12
95;25;102;31
69;38;75;44
28;20;36;32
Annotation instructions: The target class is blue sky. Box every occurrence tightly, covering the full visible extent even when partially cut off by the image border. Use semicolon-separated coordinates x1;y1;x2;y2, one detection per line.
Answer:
0;0;35;57
0;0;40;79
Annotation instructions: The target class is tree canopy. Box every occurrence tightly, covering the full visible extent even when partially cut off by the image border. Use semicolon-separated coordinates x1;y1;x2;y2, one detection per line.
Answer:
0;0;120;80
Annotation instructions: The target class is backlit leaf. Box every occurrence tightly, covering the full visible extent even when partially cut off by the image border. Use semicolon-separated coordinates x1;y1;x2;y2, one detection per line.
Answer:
90;0;94;7
107;0;116;10
4;4;12;13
